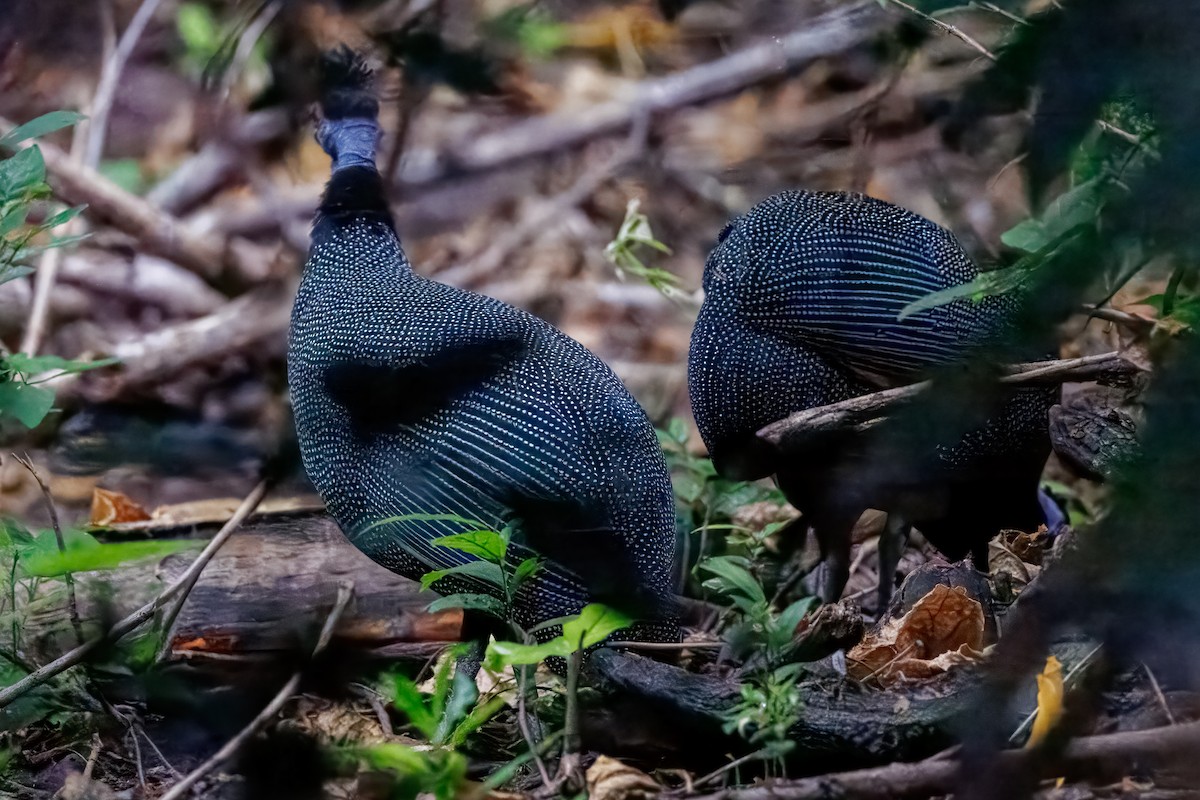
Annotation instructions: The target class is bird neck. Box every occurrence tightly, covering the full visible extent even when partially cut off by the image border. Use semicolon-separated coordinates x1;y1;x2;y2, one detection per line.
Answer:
316;164;394;228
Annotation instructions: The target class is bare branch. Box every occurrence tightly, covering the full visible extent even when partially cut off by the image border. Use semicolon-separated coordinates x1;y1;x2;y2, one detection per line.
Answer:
394;2;888;192
0;117;275;293
759;351;1145;448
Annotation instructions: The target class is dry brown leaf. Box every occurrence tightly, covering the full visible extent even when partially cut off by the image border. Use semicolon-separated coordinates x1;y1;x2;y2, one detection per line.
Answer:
286;697;393;747
95;495;325;532
88;487;150;526
586;755;660;800
847;584;986;686
565;6;676;52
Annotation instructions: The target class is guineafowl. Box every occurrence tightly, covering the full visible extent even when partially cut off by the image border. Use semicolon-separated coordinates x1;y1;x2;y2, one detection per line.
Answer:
288;50;678;651
688;191;1056;607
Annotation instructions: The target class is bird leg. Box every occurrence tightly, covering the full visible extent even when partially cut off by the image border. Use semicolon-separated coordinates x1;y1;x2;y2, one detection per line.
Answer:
814;513;857;604
877;514;912;613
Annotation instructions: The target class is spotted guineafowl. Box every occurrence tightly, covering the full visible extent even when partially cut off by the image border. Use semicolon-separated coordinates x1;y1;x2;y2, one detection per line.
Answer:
688;191;1056;607
288;50;678;649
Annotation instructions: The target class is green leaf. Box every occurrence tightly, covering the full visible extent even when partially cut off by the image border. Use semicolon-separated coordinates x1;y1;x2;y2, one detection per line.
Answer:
385;673;438;738
357;742;436;774
426;593;506;618
511;556;541;588
13;232;90;261
560;603;633;650
98;159;145;195
5;353;118;379
19;535;199;577
433;666;478;745
0;266;33;287
0;380;55;428
430;529;507;563
1000;177;1104;253
420;560;504;591
446;694;506;747
897;264;1032;320
176;3;222;62
0;202;30;237
483;637;570;670
698;556;767;606
39;205;85;229
0;111;84;151
0;147;47;200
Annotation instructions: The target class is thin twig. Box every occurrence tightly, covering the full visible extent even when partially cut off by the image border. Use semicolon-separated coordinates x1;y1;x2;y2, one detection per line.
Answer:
127;727;146;790
604;640;724;651
1142;662;1176;725
21;0;162;355
82;733;102;780
85;0;166;168
13;454;84;646
0;480;268;709
20;117;87;356
517;663;554;788
693;749;773;790
435;119;648;289
885;0;997;61
759;351;1145;448
157;582;354;800
1083;304;1156;331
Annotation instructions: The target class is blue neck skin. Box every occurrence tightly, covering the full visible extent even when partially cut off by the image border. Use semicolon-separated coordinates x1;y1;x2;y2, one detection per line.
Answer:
318;117;380;172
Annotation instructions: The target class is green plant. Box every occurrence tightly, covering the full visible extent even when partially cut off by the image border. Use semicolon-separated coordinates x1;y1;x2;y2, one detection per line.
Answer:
0;354;117;429
0;111;87;285
343;645;509;800
605;198;685;299
696;555;814;778
1;111;116;429
0;519;198;657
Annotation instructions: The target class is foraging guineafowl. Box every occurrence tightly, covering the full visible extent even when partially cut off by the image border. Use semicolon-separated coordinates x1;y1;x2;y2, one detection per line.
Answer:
288;50;678;646
688;191;1056;607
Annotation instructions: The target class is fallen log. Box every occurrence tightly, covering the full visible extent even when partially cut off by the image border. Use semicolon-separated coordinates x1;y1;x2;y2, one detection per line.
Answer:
20;511;463;667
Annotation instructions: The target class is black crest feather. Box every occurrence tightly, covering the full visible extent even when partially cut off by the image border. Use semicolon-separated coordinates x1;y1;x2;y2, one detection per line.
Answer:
319;46;379;120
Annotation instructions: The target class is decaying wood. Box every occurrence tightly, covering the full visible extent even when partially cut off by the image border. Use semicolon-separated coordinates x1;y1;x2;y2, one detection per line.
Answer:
1049;390;1140;481
19;511;461;668
759;351;1145;450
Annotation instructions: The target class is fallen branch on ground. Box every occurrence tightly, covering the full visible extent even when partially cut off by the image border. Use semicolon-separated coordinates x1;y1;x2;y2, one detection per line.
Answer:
758;351;1144;448
0;480;268;709
393;2;888;192
0;117;274;294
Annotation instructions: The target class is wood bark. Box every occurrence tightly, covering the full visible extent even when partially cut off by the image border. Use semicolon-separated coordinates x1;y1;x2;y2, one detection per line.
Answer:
19;512;462;666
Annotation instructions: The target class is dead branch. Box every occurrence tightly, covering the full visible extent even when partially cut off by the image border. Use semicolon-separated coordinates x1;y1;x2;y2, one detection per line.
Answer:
686;720;1200;800
146;110;290;216
21;0;165;355
0;481;267;709
0;117;275;293
157;582;354;800
394;2;889;192
758;351;1145;448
